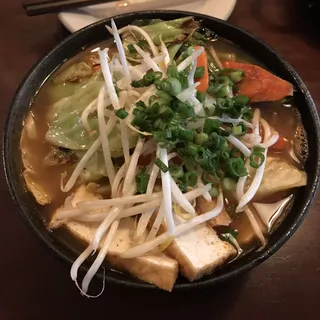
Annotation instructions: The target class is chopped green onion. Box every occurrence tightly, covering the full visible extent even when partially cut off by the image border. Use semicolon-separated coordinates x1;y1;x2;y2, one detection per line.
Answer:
127;44;136;54
167;61;179;79
136;167;150;194
216;75;233;86
220;150;230;161
249;151;265;169
115;108;128;119
203;118;221;135
183;170;198;187
131;79;145;88
157;119;167;130
179;183;188;193
169;164;184;179
179;71;189;90
230;71;244;83
186;144;199;156
233;95;249;106
137;40;149;49
216;97;234;110
157;90;173;103
227;158;248;177
161;108;174;121
253;146;266;153
216;85;231;98
154;157;169;173
168;77;182;96
232;125;243;136
207;83;224;96
195;132;209;145
194;66;205;78
136;101;147;109
209;187;220;198
222;177;237;191
196;90;206;103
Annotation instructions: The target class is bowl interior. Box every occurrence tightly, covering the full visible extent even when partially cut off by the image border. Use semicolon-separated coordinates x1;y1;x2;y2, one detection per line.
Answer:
3;10;320;290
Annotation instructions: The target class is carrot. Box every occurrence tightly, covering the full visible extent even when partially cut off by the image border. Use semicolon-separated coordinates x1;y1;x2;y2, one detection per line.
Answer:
222;61;293;102
194;46;209;93
270;135;287;150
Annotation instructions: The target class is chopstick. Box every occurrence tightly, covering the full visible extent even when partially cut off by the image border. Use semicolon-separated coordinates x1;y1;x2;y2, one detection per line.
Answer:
23;0;116;16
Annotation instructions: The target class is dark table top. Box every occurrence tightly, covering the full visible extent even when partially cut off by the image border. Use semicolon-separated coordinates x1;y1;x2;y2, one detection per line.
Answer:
1;0;319;319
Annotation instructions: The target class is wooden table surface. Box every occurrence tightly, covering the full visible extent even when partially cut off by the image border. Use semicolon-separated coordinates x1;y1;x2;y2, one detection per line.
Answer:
0;0;319;319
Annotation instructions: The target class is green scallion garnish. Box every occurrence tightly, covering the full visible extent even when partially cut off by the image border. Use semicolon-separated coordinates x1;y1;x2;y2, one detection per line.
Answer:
115;108;128;119
154;157;169;173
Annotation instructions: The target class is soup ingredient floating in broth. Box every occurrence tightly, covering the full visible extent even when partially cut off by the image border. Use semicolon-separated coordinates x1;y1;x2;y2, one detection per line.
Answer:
20;16;308;296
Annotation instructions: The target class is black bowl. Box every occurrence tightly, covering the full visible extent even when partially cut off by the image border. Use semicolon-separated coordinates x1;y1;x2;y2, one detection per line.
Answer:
3;10;320;291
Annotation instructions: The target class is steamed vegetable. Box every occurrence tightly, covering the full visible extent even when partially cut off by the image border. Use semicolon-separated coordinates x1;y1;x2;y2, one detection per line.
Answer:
194;46;209;92
131;17;199;46
222;61;294;102
45;73;138;154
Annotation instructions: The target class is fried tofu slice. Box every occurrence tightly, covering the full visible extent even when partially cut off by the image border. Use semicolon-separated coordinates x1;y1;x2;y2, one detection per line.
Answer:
251;156;307;198
197;197;232;227
49;184;102;228
64;218;179;291
162;218;236;281
222;61;293;102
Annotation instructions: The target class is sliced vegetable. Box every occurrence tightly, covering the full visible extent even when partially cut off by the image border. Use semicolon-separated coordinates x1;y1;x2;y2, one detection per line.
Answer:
136;167;150;194
222;61;294;102
154;157;169;172
194;46;209;93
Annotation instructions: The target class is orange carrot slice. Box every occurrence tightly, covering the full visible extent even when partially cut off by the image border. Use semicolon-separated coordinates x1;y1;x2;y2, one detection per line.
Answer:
222;61;293;102
194;46;209;93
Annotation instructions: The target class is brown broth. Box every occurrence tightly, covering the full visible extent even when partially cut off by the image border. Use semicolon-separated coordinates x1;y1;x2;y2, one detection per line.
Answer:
20;37;307;260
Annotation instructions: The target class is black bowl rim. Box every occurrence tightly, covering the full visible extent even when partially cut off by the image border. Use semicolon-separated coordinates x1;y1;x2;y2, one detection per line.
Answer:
3;10;320;291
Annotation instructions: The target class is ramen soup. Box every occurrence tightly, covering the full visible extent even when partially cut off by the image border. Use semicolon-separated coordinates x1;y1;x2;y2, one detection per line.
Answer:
20;17;308;294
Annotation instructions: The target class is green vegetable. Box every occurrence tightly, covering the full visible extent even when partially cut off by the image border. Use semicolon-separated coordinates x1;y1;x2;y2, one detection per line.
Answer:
127;44;136;54
222;177;237;191
123;17;199;49
253;146;266;153
194;66;205;78
159;78;182;96
166;61;179;79
131;71;163;88
196;90;206;103
249;151;265;169
176;45;194;64
157;90;173;103
216;85;232;98
169;164;184;179
227;158;248;177
209;187;220;198
203;118;221;135
154;157;169;173
230;71;244;83
46;73;138;155
115;108;128;119
195;132;209;145
231;125;243;136
136;167;150;194
167;43;182;60
182;170;198;187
